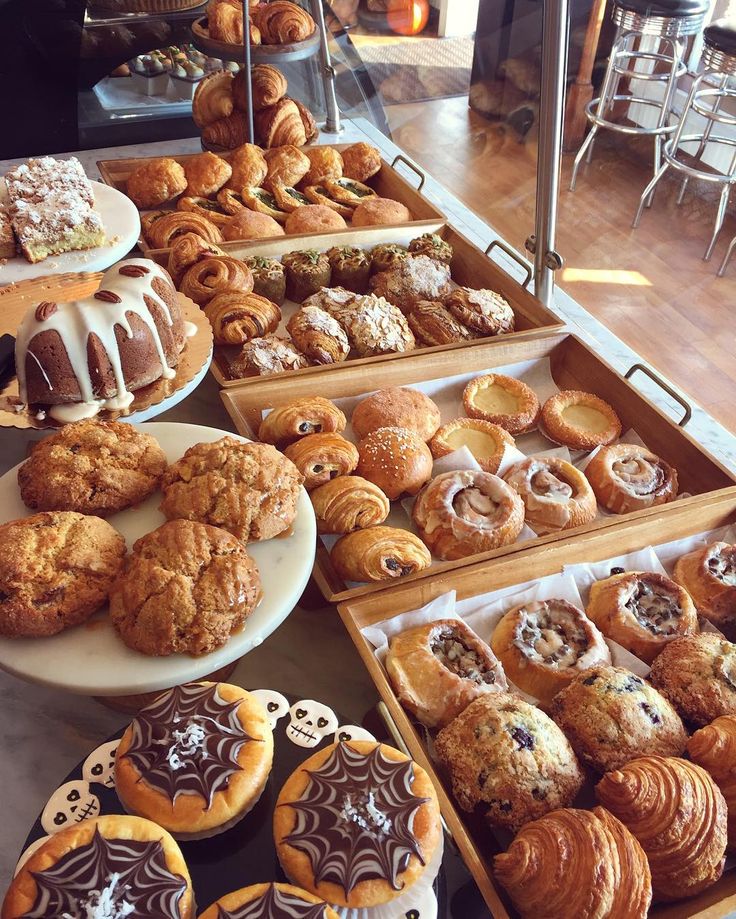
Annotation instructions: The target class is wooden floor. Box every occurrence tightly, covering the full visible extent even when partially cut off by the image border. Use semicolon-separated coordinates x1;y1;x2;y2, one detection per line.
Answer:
385;96;736;433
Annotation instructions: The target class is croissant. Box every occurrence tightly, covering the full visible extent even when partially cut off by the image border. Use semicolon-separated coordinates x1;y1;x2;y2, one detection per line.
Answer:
330;525;432;582
688;715;736;850
494;806;652;919
283;432;358;491
311;475;390;534
596;756;727;901
253;0;315;43
258;396;347;447
203;113;250;151
167;232;225;286
235;64;287;111
145;212;223;250
286;305;350;365
256;99;307;149
179;255;254;306
204;290;281;345
209;1;243;42
192;70;234;129
292;98;318;143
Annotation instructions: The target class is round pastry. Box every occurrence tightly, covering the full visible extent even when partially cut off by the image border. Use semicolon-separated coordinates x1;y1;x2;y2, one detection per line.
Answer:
540;390;622;451
310;476;389;535
408;299;474;346
263;145;310;192
273;740;441;908
340;141;382;182
259;397;347;448
240;187;289;223
0;511;125;639
146;211;223;250
412;470;525;560
494;806;652;919
204;291;281;346
435;692;584;833
177;195;232;228
115;682;273;839
492;599;611;706
2;815;194;919
596;756;727;902
302;185;354;220
160;437;302;542
586;570;698;663
222;210;285;241
408;232;453;264
226;143;268;191
244;255;286;304
351;197;412;226
283;433;359;491
331;525;431;582
183;150;232;197
272;183;311;213
550;664;687;772
356;426;433;500
370;242;408;275
351;387;441;442
688;714;736;850
231;335;309;378
199;883;339;919
386;618;508;729
167;232;225;285
674;541;736;630
325;245;371;293
109;519;260;656
18;420;167;516
430;418;514;474
322;177;377;207
503;455;598;534
302;146;343;185
281;249;331;302
126;156;187;209
585;443;678;514
370;254;452;314
463;373;540;433
284;205;348;235
179;254;254;307
649;632;736;726
444;287;515;336
287;306;350;365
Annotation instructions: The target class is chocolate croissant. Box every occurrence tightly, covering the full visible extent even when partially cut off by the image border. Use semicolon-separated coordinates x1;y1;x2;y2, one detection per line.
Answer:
179;255;253;306
331;525;432;582
167;232;224;286
310;475;390;534
494;806;652;919
258;396;346;448
596;756;727;901
284;433;358;491
688;715;736;850
204;290;281;345
286;305;350;365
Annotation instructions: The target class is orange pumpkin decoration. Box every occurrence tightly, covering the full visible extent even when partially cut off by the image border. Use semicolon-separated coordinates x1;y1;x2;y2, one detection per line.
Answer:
387;0;429;36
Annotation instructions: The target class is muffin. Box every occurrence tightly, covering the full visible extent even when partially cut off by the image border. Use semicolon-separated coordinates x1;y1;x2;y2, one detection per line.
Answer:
351;387;442;442
243;255;286;304
198;883;339;919
435;693;584;832
325;245;371;293
282;249;331;302
408;232;453;264
550;664;688;772
370;242;408;275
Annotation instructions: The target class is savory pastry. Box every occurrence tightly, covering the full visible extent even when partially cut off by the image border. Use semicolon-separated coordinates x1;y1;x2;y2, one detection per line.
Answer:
240;186;289;223
409;232;453;264
177;195;232;228
463;372;540;433
351;386;441;442
0;511;125;639
435;693;584;833
302;184;354;219
386;618;508;729
310;475;390;534
492;599;611;706
217;187;248;215
430;418;514;474
283;432;358;491
204;290;281;345
115;682;273;838
199;884;338;919
337;293;416;357
231;335;309;378
494;807;652;919
146;211;223;250
262;144;310;191
272;183;311;213
167;231;225;285
444;286;515;336
203;112;250;150
284;205;348;234
243;254;286;304
258;396;347;447
407;299;473;346
256;99;307;148
180;254;254;306
227;142;268;190
688;715;736;849
253;0;315;43
370;242;408;274
370;254;452;313
596;756;727;901
413;470;525;560
673;541;736;630
222;209;285;241
649;633;736;726
331;526;431;582
183;150;232;198
325;245;371;292
340;141;382;182
586;443;678;513
126;156;187;209
322;177;377;207
159;437;302;542
586;570;698;663
282;249;331;301
503;456;598;534
352;196;412;226
541;390;622;451
356;426;433;500
550;665;687;772
286;305;350;365
302;146;343;185
17;420;167;516
110;519;260;656
236;64;287;111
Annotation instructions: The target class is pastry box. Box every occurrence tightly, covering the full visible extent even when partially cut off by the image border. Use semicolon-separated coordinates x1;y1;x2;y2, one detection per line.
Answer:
221;331;736;603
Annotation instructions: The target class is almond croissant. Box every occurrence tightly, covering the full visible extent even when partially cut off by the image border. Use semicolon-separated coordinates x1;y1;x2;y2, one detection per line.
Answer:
286;305;350;365
204;290;281;345
688;714;736;850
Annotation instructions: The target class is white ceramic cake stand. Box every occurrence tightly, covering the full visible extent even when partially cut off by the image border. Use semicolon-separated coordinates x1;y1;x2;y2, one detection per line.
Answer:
0;422;317;696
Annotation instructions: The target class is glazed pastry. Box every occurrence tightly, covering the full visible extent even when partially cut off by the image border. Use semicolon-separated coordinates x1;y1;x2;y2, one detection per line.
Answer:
409;232;453;264
494;806;652;919
166;231;225;285
127;157;187;209
352;197;412;226
192;72;234;128
370;254;452;314
282;249;331;302
336;293;415;357
204;290;281;345
177;195;232;228
272;183;311;213
430;418;514;474
503;456;598;534
444;286;515;336
203;113;250;150
182;150;232;197
412;470;525;560
262;144;310;190
586;443;678;513
649;633;736;726
351;387;441;442
302;185;354;219
688;715;736;849
258;396;346;448
340;142;381;182
284;205;348;234
240;186;289;223
243;254;286;304
386;618;508;729
222;210;285;241
331;526;431;582
231;335;309;378
303;146;343;185
179;253;253;306
596;756;727;901
199;884;339;919
408;299;473;346
253;1;315;43
492;599;611;706
586;570;698;663
323;177;377;207
310;476;389;534
550;665;687;772
283;433;358;491
541;390;622;451
369;242;408;274
286;306;350;365
236;64;286;111
435;693;585;833
227;143;268;190
326;245;371;293
208;1;243;42
463;372;540;434
146;211;223;250
356;426;433;500
673;541;736;630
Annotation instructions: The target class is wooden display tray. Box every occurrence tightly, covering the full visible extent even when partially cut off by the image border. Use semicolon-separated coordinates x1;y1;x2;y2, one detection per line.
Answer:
337;487;736;919
221;330;736;603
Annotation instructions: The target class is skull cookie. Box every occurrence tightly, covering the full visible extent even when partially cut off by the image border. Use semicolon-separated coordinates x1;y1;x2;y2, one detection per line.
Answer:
333;724;376;744
82;739;118;788
250;689;289;729
286;700;338;748
41;780;100;835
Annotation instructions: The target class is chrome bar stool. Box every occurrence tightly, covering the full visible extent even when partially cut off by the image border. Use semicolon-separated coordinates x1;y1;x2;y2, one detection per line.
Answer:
569;0;709;194
633;19;736;261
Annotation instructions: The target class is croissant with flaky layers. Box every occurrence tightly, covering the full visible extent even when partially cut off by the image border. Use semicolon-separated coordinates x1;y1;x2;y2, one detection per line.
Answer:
234;64;287;112
256;99;307;149
310;475;390;534
596;756;727;902
179;255;253;307
167;232;224;286
284;432;359;491
331;525;431;582
286;305;350;365
204;290;281;346
258;396;346;447
253;0;315;43
145;212;223;250
688;715;736;850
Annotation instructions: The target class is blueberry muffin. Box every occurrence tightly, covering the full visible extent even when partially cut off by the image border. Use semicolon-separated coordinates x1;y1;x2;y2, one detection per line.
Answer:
550;664;687;772
649;633;736;727
434;692;584;832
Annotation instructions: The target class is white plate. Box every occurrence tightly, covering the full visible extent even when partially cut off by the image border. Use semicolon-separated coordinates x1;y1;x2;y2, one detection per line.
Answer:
0;422;316;696
0;181;140;285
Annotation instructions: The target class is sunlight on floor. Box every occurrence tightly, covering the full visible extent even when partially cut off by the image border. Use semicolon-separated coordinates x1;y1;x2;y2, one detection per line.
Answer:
560;268;652;286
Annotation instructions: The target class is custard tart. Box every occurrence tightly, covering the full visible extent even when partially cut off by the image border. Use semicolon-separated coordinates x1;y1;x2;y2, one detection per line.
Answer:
463;373;540;434
541;390;622;451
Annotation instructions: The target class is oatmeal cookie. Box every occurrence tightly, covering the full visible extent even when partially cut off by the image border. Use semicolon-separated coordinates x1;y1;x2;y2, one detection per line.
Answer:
18;421;167;516
160;437;302;542
0;511;125;638
109;519;260;656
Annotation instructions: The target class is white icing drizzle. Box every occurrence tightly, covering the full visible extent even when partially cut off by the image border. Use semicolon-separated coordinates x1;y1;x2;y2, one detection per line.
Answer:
62;873;135;919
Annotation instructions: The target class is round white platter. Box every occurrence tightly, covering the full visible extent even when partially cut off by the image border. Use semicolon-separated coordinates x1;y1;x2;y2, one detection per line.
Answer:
0;422;317;696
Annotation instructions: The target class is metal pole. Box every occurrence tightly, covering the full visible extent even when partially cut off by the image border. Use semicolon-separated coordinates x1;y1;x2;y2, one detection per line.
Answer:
243;0;254;143
310;0;341;134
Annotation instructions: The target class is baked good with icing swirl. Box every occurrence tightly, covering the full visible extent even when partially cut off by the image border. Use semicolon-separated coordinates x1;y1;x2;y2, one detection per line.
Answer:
386;618;508;729
204;291;281;345
282;250;331;302
356;426;433;500
431;419;514;474
258;396;346;448
180;255;254;307
286;305;350;365
687;714;736;849
199;883;338;919
444;287;515;336
351;387;441;443
370;254;452;314
408;299;474;346
231;335;309;378
674;541;736;631
586;443;678;514
463;373;540;434
503;456;597;534
284;433;358;491
310;476;390;534
331;526;431;582
541;391;622;451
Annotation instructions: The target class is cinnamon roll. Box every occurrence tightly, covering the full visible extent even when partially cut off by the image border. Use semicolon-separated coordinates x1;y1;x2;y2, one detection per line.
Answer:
586;444;678;514
179;255;253;307
463;373;539;434
430;419;514;474
540;391;622;451
204;291;281;346
258;396;346;448
412;470;525;560
688;715;736;849
284;433;358;491
310;476;389;535
673;541;736;630
331;525;431;582
503;456;597;534
145;211;223;250
286;306;350;365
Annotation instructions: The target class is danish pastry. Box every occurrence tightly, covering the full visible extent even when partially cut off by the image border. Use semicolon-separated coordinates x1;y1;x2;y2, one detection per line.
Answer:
302;185;354;219
340;141;382;182
408;299;474;346
286;306;350;365
204;290;281;345
167;231;224;285
284;433;358;491
256;99;307;148
227;143;268;191
302;146;343;186
688;715;736;849
431;419;514;474
351;387;441;442
240;187;289;223
222;210;284;241
182;150;232;197
310;475;390;534
409;232;454;264
262;144;310;191
540;391;622;451
356;426;433;500
127;157;187;209
272;183;310;213
326;245;371;293
585;443;678;513
352;197;412;226
217;187;248;215
192;71;234;128
284;205;347;235
230;335;309;378
370;254;452;314
244;255;286;304
323;177;377;206
331;525;431;582
503;456;597;534
444;286;515;336
673;541;736;630
281;249;331;302
145;211;223;249
177;195;232;228
258;396;347;447
179;254;253;307
463;373;540;434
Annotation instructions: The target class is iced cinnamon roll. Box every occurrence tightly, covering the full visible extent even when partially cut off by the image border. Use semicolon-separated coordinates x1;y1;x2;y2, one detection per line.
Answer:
585;444;678;514
673;541;736;630
503;456;597;534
